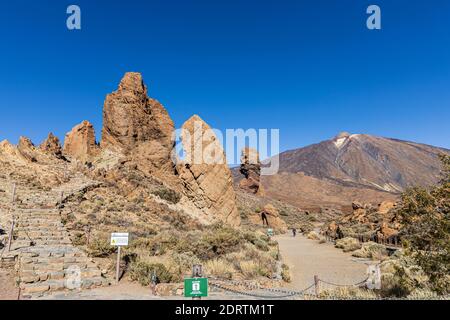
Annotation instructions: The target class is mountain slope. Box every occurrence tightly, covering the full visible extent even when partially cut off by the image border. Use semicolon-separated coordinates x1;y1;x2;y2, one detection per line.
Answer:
259;133;449;211
276;133;448;192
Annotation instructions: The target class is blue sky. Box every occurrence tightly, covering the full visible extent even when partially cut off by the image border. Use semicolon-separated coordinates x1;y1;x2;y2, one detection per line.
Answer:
0;0;449;157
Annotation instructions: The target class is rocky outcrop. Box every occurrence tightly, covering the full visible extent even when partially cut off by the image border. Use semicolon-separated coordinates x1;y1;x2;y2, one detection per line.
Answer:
17;137;39;163
176;115;240;227
323;199;402;242
378;201;396;215
101;72;174;162
63;121;99;163
39;133;63;159
261;204;287;232
239;147;264;195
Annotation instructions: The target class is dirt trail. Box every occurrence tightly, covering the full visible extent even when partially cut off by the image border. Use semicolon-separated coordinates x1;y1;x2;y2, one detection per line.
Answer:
276;234;369;291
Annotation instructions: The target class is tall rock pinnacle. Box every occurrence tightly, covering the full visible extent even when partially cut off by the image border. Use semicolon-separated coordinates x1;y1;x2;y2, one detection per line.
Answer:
101;72;174;158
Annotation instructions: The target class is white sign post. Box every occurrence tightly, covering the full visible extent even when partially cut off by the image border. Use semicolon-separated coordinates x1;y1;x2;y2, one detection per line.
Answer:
111;233;129;284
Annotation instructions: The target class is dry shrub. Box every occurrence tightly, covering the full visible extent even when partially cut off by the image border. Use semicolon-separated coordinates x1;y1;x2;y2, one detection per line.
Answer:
352;242;388;259
239;261;258;278
335;237;361;252
129;261;173;286
87;236;115;257
205;259;234;278
281;264;291;283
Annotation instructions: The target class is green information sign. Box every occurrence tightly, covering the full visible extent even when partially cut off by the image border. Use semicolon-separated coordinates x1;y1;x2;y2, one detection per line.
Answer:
184;278;208;298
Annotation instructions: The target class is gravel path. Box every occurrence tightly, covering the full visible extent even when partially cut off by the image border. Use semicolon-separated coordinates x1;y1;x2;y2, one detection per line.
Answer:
276;234;369;291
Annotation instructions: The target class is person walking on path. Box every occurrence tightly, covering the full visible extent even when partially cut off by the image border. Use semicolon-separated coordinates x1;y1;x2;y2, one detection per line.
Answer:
261;211;269;227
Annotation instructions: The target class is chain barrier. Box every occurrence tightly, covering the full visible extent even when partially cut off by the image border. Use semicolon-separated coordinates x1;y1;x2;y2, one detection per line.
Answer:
208;273;366;299
318;277;369;288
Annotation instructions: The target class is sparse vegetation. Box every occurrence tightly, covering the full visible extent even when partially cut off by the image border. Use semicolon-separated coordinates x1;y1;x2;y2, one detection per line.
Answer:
151;187;181;204
87;236;116;257
129;261;173;285
396;154;450;295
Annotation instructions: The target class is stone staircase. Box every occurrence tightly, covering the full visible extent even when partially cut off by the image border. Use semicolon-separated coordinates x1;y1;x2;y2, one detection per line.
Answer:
3;173;111;298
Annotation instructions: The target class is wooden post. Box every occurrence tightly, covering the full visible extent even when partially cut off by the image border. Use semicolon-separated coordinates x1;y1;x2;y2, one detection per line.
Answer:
7;216;15;252
11;183;16;204
85;226;91;246
116;246;121;284
314;275;320;296
60;191;64;204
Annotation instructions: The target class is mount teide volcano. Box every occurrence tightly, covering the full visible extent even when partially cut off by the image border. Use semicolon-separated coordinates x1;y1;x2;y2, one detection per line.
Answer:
259;133;449;212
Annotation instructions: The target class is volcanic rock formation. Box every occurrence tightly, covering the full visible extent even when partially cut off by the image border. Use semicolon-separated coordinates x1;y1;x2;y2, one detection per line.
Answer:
176;115;240;227
239;147;264;195
63;120;99;163
40;133;63;159
101;72;174;157
17;137;39;163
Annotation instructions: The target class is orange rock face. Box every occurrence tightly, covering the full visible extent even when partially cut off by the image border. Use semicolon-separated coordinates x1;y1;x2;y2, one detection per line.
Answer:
101;72;174;158
63;120;99;162
262;203;287;232
17;136;39;163
176;115;240;227
39;133;63;159
378;201;396;215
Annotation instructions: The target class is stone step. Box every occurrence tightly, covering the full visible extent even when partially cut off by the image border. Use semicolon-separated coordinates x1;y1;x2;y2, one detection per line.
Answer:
21;277;109;295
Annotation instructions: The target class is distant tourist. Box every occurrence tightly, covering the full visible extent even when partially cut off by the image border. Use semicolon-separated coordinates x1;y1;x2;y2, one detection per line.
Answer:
261;211;269;226
292;228;297;237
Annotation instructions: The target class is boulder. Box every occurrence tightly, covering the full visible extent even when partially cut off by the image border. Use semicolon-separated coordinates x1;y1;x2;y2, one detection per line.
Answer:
378;222;399;239
239;147;264;195
101;72;174;161
307;231;321;241
378;201;396;215
324;220;338;238
352;201;364;210
261;203;287;232
63;120;99;163
176;115;240;227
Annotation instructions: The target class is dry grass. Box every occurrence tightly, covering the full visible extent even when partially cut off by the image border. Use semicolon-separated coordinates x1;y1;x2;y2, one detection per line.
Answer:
205;259;234;278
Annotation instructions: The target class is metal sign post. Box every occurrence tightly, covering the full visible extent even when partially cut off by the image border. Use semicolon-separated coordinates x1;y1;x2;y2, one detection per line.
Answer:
111;233;129;284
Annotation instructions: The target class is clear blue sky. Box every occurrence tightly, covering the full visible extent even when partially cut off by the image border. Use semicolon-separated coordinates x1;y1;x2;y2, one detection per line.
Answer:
0;0;449;155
